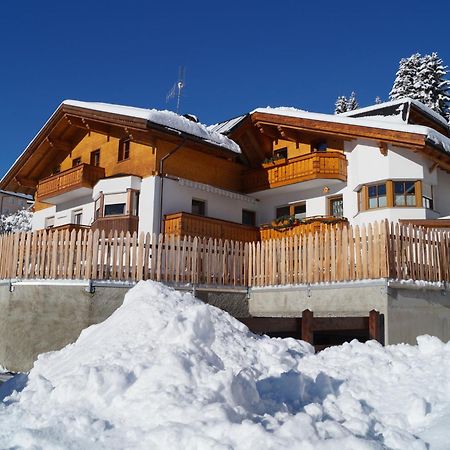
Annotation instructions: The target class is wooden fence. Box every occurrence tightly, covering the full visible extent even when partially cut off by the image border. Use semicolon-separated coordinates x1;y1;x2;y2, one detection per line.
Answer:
0;221;448;286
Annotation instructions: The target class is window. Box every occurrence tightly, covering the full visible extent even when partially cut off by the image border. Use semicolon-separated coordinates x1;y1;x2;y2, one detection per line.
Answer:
329;196;344;217
45;216;55;229
394;181;416;207
422;183;434;210
104;203;126;216
313;141;327;152
72;157;82;167
276;202;306;220
274;147;288;159
118;139;130;161
73;210;83;225
242;209;256;226
90;149;100;166
292;202;306;219
368;183;387;209
192;199;206;216
276;205;290;219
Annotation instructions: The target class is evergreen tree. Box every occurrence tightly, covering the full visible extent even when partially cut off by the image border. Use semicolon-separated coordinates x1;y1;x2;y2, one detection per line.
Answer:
389;52;450;119
389;53;422;101
334;96;348;114
417;52;450;119
346;92;359;111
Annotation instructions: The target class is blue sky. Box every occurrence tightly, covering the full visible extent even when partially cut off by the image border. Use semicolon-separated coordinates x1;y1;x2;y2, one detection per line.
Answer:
0;0;449;176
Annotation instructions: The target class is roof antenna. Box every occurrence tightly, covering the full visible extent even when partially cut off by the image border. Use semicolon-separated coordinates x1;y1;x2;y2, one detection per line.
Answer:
166;66;186;114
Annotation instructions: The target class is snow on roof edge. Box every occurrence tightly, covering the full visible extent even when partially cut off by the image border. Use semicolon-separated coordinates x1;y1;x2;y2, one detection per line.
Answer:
340;97;449;128
63;100;241;154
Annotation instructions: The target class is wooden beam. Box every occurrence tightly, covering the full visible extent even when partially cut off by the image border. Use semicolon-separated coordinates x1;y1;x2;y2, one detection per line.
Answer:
46;138;74;152
15;176;37;189
277;126;300;143
429;161;439;173
379;142;388;156
255;123;278;141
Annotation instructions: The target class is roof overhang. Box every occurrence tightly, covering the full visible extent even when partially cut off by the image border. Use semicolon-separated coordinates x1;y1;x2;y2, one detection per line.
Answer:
1;103;241;195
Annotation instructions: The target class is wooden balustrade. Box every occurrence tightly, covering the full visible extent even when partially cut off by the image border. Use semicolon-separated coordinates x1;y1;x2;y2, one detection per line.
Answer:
259;216;348;240
163;212;260;242
243;151;347;193
91;215;139;235
37;164;105;200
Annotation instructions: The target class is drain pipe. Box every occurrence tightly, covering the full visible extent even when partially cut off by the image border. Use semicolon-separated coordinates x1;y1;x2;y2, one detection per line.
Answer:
158;136;187;233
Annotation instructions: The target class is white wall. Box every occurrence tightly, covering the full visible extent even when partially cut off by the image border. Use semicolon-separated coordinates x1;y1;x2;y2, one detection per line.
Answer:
434;168;450;217
161;178;259;225
138;176;159;235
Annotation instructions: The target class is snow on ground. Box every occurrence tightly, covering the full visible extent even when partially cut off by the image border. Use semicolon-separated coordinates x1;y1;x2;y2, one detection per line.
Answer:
0;281;449;449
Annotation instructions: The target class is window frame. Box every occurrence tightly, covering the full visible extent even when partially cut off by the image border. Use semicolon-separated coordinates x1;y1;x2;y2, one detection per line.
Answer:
275;201;306;220
118;139;131;162
72;157;82;168
242;209;256;226
90;149;101;166
191;198;206;217
357;180;423;212
328;195;344;217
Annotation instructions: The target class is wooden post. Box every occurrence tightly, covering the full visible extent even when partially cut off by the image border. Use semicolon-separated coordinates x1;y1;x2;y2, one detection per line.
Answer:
369;309;381;342
301;309;314;344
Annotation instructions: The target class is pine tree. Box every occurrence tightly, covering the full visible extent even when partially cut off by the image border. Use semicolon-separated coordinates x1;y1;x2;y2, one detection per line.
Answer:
347;92;359;111
334;96;348;114
417;52;450;119
389;53;422;101
389;52;450;119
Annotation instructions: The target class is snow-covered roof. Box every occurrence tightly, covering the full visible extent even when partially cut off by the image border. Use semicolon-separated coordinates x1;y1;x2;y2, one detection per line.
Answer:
0;190;33;200
250;106;450;155
340;97;450;129
64;100;241;154
207;114;247;135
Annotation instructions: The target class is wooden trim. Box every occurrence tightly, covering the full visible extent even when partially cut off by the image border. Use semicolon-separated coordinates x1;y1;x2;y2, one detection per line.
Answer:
415;180;422;208
386;180;394;208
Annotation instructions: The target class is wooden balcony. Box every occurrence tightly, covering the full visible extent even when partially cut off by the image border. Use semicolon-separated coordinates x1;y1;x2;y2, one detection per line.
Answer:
37;164;105;201
164;212;260;242
259;216;349;241
243;152;347;193
91;215;139;236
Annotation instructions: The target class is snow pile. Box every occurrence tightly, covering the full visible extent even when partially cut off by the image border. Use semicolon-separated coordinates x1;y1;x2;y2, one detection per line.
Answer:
0;281;449;449
63;100;241;154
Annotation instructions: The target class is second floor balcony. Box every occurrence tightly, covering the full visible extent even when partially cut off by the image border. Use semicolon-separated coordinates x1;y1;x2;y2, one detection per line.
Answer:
37;164;105;203
243;151;347;193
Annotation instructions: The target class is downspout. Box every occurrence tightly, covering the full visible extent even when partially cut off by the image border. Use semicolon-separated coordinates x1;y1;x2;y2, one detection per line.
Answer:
158;136;187;233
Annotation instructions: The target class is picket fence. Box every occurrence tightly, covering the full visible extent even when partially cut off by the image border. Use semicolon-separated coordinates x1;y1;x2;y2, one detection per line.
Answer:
0;221;448;286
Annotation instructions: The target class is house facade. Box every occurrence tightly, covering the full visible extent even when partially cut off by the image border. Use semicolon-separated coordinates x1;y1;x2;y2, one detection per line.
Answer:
1;98;450;241
0;190;33;216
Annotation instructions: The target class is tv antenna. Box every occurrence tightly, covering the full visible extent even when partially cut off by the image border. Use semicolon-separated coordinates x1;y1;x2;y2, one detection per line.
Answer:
166;66;185;114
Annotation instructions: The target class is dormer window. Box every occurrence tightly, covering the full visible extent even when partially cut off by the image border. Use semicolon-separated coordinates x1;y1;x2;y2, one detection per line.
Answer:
313;141;328;152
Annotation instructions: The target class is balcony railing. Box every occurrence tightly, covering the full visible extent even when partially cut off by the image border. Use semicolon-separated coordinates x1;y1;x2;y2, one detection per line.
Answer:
259;216;349;241
37;164;105;201
164;212;260;242
91;215;139;236
243;151;347;193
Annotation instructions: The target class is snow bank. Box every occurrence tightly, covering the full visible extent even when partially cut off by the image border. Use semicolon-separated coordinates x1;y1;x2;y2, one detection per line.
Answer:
0;281;449;449
64;100;241;154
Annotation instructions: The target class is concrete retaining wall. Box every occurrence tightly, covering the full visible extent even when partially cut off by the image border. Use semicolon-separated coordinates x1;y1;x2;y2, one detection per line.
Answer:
0;279;448;372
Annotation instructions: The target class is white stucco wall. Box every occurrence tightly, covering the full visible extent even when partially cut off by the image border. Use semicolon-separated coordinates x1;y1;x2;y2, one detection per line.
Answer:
161;178;259;225
138;176;160;235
